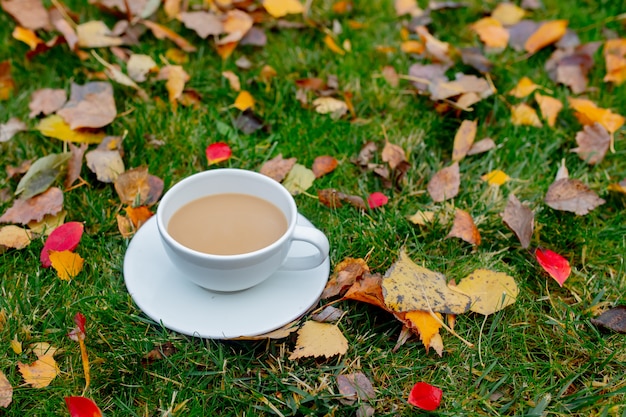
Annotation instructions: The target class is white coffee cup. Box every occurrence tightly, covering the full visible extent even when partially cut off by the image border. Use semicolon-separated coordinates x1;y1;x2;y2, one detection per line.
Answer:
156;169;330;292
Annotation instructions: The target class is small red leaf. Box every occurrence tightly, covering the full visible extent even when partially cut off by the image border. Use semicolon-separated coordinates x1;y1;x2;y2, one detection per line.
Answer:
74;312;86;334
408;381;443;411
40;222;84;268
206;142;232;165
65;396;102;417
367;192;388;209
535;248;571;286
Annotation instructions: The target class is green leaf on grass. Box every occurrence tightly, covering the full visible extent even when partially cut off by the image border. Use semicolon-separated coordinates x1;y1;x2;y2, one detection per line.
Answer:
16;153;71;199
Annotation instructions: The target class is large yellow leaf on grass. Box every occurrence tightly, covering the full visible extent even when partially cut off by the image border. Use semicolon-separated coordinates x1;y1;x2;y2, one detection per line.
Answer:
405;310;442;349
289;321;348;360
456;269;518;315
263;0;304;18
509;77;540;98
511;103;542;127
568;97;624;134
49;250;84;281
18;354;60;388
491;3;525;26
535;93;563;127
470;17;509;49
524;20;567;54
234;90;254;110
36;115;105;144
0;226;32;250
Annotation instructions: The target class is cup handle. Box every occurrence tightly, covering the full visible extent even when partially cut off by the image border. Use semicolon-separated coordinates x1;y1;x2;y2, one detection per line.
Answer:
280;225;329;270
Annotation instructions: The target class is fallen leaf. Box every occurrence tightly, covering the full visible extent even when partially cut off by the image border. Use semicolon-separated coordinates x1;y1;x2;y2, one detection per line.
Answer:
127;54;158;82
28;210;67;236
501;194;534;249
260;154;297;182
590;306;626;334
567;97;624;134
509;76;540;98
324;35;345;55
471;17;509;49
427;162;460;203
12;26;43;50
0;187;64;225
206;142;232;165
430;74;494;102
382;140;407;169
142;20;196;52
382;250;471;314
416;26;453;65
395;0;422;15
222;71;240;91
263;0;304;18
85;149;125;183
10;336;21;354
367;192;388;209
311;306;345;323
55;82;116;130
535;248;571;286
404;310;442;349
491;2;525;26
49;250;84;280
234;90;254;111
0;370;11;408
409;210;435;226
481;169;510;186
0;117;27;142
460;47;493;73
178;11;223;40
0;225;33;250
456;269;518;315
116;214;133;238
544;178;605;215
534;93;562;127
401;40;424;54
141;342;178;364
524;20;568;54
408;381;443;411
312;155;338;178
571;123;610;165
65;396;103;417
222;9;253;40
16;152;72;199
467;138;496;155
603;39;626;85
235;110;265;134
323;258;370;299
0;61;15;100
289;321;348;359
114;166;162;206
446;208;480;246
216;41;238;60
1;0;49;30
18;353;60;388
511;103;542;127
608;179;626;194
282;164;315;195
40;221;84;268
65;143;88;188
313;97;348;119
336;372;376;405
157;65;190;105
382;65;399;87
356;141;378;166
76;21;123;48
452;120;477;162
343;272;387;310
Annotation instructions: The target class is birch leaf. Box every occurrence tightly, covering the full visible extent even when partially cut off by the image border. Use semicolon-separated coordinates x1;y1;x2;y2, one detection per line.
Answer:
289;321;348;360
456;269;518;315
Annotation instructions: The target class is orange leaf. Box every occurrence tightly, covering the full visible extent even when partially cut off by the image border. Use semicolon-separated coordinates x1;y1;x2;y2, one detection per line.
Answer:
216;41;238;60
323;258;369;299
470;17;509;49
401;40;424;54
312;155;338;178
125;205;153;228
524;20;567;54
343;273;386;310
446;208;481;246
142;20;196;52
0;61;15;101
604;38;626;85
49;250;84;280
234;90;254;110
452;119;477;162
324;35;345;55
222;71;240;91
404;310;442;349
509;76;540;98
511;103;542;127
568;97;624;134
535;93;563;127
18;354;60;388
12;26;43;50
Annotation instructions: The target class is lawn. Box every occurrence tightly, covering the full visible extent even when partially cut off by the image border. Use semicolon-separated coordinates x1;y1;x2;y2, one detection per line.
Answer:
0;0;625;415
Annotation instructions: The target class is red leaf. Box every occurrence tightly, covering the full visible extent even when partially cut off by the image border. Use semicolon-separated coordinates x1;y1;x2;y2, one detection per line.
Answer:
74;312;86;334
65;396;102;417
367;192;388;209
205;142;232;165
408;382;443;411
40;222;84;268
535;248;571;286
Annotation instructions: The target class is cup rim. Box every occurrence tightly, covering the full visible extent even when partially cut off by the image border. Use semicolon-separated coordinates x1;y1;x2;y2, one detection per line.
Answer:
156;168;297;260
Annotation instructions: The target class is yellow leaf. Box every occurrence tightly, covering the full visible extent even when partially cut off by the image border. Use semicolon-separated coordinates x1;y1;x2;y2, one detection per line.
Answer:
535;93;563;127
401;40;424;54
222;71;241;91
452;119;477;162
35;115;106;144
288;321;348;360
10;336;22;354
312;97;348;118
12;26;43;50
409;210;435;226
76;21;124;48
509;76;540;98
28;211;67;236
511;103;542;127
0;226;32;249
234;90;254;110
608;180;626;194
324;35;345;55
491;3;525;26
568;97;624;134
49;250;84;281
282;164;315;195
470;17;509;49
394;0;422;16
524;20;568;54
18;354;60;388
263;0;304;18
603;39;626;85
382;250;471;314
165;48;188;64
481;169;510;186
456;269;519;315
405;310;442;349
158;65;190;104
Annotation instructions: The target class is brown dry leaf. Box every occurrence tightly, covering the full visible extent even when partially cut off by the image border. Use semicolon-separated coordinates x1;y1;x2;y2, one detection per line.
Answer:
0;225;33;250
57;82;117;129
263;0;304;18
568;97;624;135
429;74;494;101
524;20;568;54
0;187;63;225
142;20;197;52
260;154;297;182
230;320;300;340
416;26;453;65
509;76;540;98
545;178;605;216
289;321;348;360
467;138;496;155
343;273;386;310
0;61;15;101
382;65;399;87
311;306;345;323
491;2;525;26
86;148;125;183
0;117;27;143
460;47;493;73
511;103;542;127
1;0;50;30
534;93;562;127
470;17;509;49
382;250;471;314
127;54;158;83
180;11;223;38
65;143;88;188
356;141;378;166
76;21;124;48
322;258;369;299
114;166;151;206
501;193;534;248
0;369;11;408
222;71;241;91
29;88;66;118
312;155;338;178
223;9;253;39
446;208;480;246
427;162;460;202
116;214;134;238
49;250;84;281
571;123;610;165
452;119;477;162
336;374;376;415
18;353;60;389
382;140;407;169
404;310;442;350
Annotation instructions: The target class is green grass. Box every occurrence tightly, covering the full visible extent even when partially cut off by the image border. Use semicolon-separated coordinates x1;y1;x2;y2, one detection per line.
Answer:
1;0;625;415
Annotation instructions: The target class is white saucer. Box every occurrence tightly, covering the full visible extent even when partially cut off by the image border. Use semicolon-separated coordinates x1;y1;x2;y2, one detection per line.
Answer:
123;215;330;339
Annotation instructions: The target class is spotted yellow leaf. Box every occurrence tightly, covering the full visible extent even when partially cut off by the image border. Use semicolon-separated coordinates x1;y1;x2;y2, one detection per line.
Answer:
18;354;60;388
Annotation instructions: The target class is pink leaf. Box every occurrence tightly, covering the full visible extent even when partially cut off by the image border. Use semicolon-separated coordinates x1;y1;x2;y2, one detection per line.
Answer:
367;192;388;209
206;142;232;165
535;248;571;286
408;382;443;411
40;222;84;268
65;396;103;417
